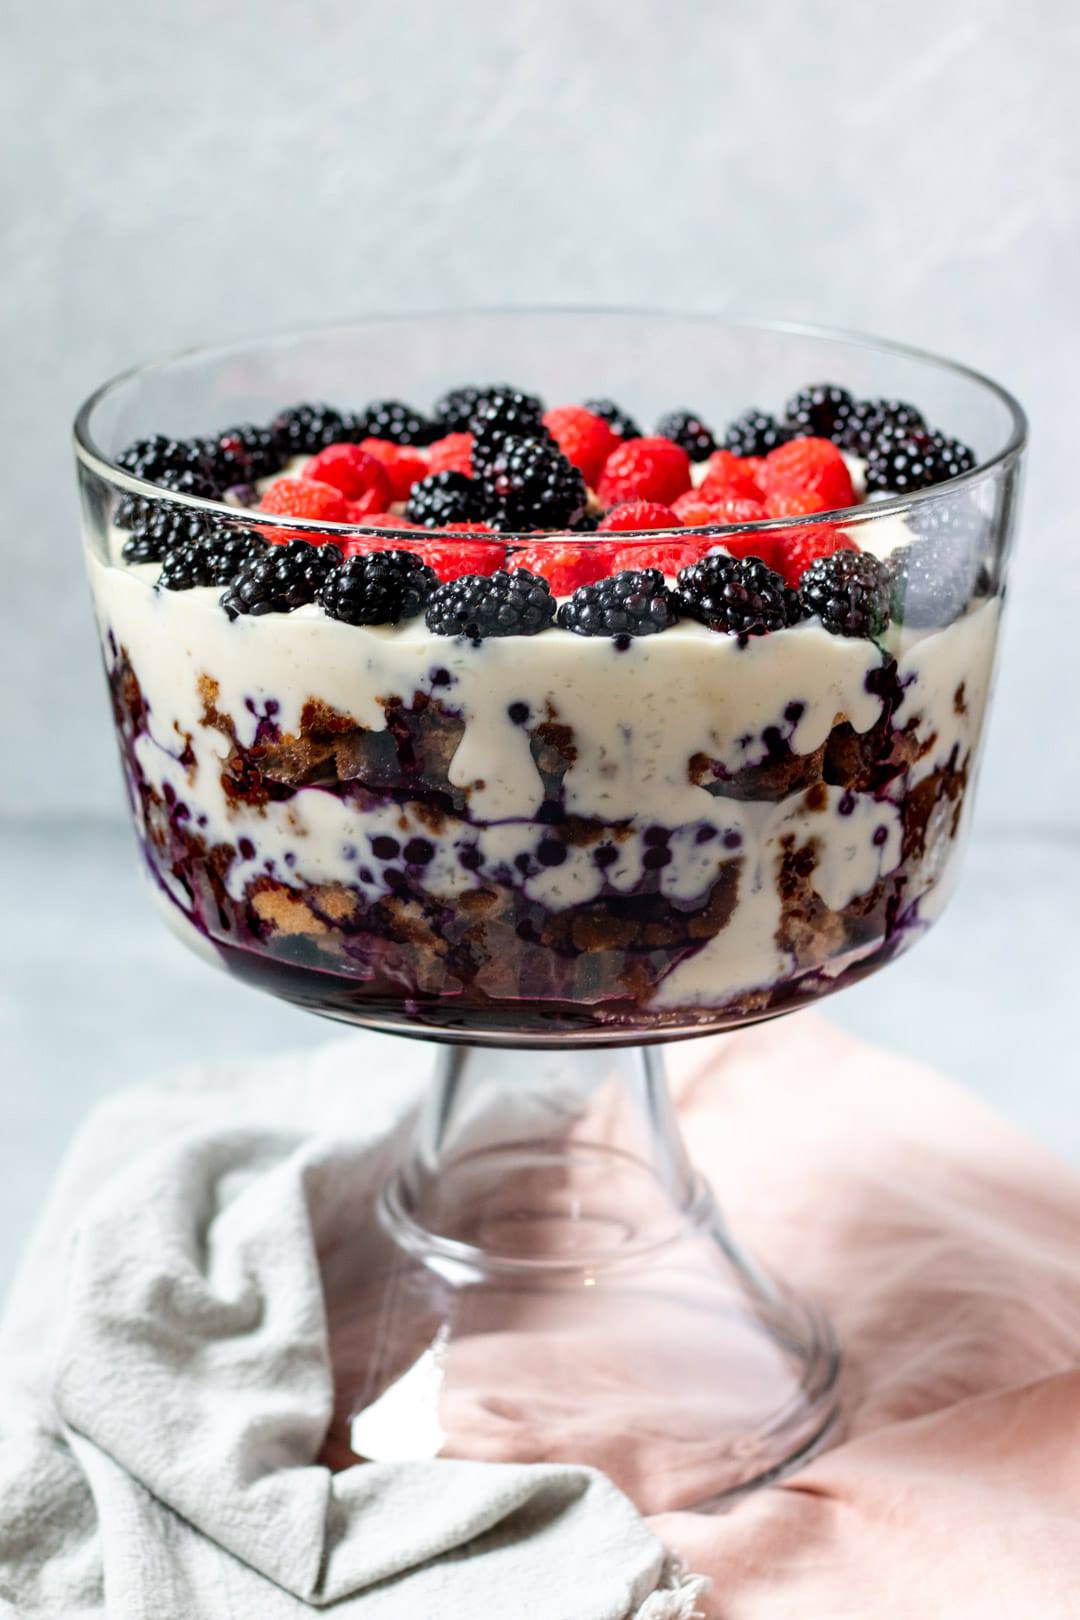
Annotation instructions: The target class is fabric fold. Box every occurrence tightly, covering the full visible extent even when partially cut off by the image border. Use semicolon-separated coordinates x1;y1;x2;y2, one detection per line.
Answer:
2;1037;681;1619
3;1014;1080;1618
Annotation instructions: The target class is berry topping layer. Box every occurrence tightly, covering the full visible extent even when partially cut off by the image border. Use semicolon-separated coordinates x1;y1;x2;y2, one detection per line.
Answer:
86;377;1000;1039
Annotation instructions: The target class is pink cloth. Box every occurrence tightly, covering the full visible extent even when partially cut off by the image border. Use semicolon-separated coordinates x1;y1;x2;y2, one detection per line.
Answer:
329;1012;1080;1613
652;1015;1080;1619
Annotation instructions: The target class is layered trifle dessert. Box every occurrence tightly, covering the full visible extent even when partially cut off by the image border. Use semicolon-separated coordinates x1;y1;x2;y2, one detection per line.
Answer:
85;379;1001;1039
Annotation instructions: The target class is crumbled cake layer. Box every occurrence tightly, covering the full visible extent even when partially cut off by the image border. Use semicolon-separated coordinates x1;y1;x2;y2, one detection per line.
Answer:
94;548;998;1038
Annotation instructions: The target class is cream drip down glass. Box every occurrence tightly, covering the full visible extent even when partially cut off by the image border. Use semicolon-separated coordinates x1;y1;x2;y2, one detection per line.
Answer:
75;313;1026;1507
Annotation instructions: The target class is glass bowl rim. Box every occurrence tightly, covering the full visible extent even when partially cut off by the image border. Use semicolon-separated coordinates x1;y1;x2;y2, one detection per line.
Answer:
72;306;1029;542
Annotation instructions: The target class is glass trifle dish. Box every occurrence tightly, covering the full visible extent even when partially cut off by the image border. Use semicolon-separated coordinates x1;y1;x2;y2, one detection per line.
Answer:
76;313;1025;1508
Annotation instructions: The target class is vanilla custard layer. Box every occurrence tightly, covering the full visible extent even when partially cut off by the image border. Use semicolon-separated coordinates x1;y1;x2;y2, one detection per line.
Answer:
88;545;999;1008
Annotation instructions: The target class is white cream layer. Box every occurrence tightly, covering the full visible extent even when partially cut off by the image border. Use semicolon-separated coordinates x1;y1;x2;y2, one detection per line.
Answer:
87;542;999;1009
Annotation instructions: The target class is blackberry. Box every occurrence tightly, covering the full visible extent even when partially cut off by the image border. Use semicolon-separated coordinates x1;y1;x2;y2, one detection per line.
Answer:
887;533;986;628
584;398;641;441
319;550;437;626
906;489;989;549
425;568;556;640
433;383;525;433
722;409;793;457
121;501;212;563
221;539;342;618
470;390;550;472
405;470;484;528
655;409;717;462
800;550;891;638
557;569;678;639
568;509;601;532
159;465;218;497
115;434;208;485
840;398;926;457
269;402;363;457
479;436;587;532
358;398;439;446
676;554;800;638
865;428;976;495
784;383;855;443
204;424;280;489
158;528;267;591
116;466;220;538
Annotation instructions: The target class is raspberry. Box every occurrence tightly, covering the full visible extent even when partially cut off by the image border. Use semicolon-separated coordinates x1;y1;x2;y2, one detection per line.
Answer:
671;492;724;526
412;538;506;582
356;439;428;501
512;541;615;595
670;492;773;562
763;489;828;518
773;525;858;588
258;478;351;530
761;437;855;510
610;539;711;575
542;406;619;486
687;494;766;525
597;437;692;506
304;445;393;509
714;537;780;569
670;489;773;567
699;450;765;501
340;518;420;547
427;432;474;477
598;501;682;533
426;568;556;639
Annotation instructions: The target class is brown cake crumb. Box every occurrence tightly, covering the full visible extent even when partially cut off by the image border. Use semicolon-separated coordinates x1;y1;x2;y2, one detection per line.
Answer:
251;883;330;937
311;886;360;924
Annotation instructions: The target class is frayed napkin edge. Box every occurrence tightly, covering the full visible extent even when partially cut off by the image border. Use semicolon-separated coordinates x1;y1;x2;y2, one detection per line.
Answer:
633;1554;710;1619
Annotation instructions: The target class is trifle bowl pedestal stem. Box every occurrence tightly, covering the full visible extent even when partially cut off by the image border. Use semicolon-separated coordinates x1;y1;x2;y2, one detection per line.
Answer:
320;1040;841;1512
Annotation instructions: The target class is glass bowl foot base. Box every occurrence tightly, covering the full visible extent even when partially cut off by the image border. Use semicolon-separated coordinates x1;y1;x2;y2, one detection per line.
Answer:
319;1041;841;1513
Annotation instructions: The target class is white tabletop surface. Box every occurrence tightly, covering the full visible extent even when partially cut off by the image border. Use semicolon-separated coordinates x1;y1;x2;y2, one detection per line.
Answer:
2;815;1076;1301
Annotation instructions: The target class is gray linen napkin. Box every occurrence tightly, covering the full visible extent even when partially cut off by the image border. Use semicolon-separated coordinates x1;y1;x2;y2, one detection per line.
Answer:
0;1035;707;1619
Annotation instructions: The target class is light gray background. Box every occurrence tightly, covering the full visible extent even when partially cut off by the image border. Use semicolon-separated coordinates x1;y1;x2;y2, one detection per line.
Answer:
2;0;1078;1294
